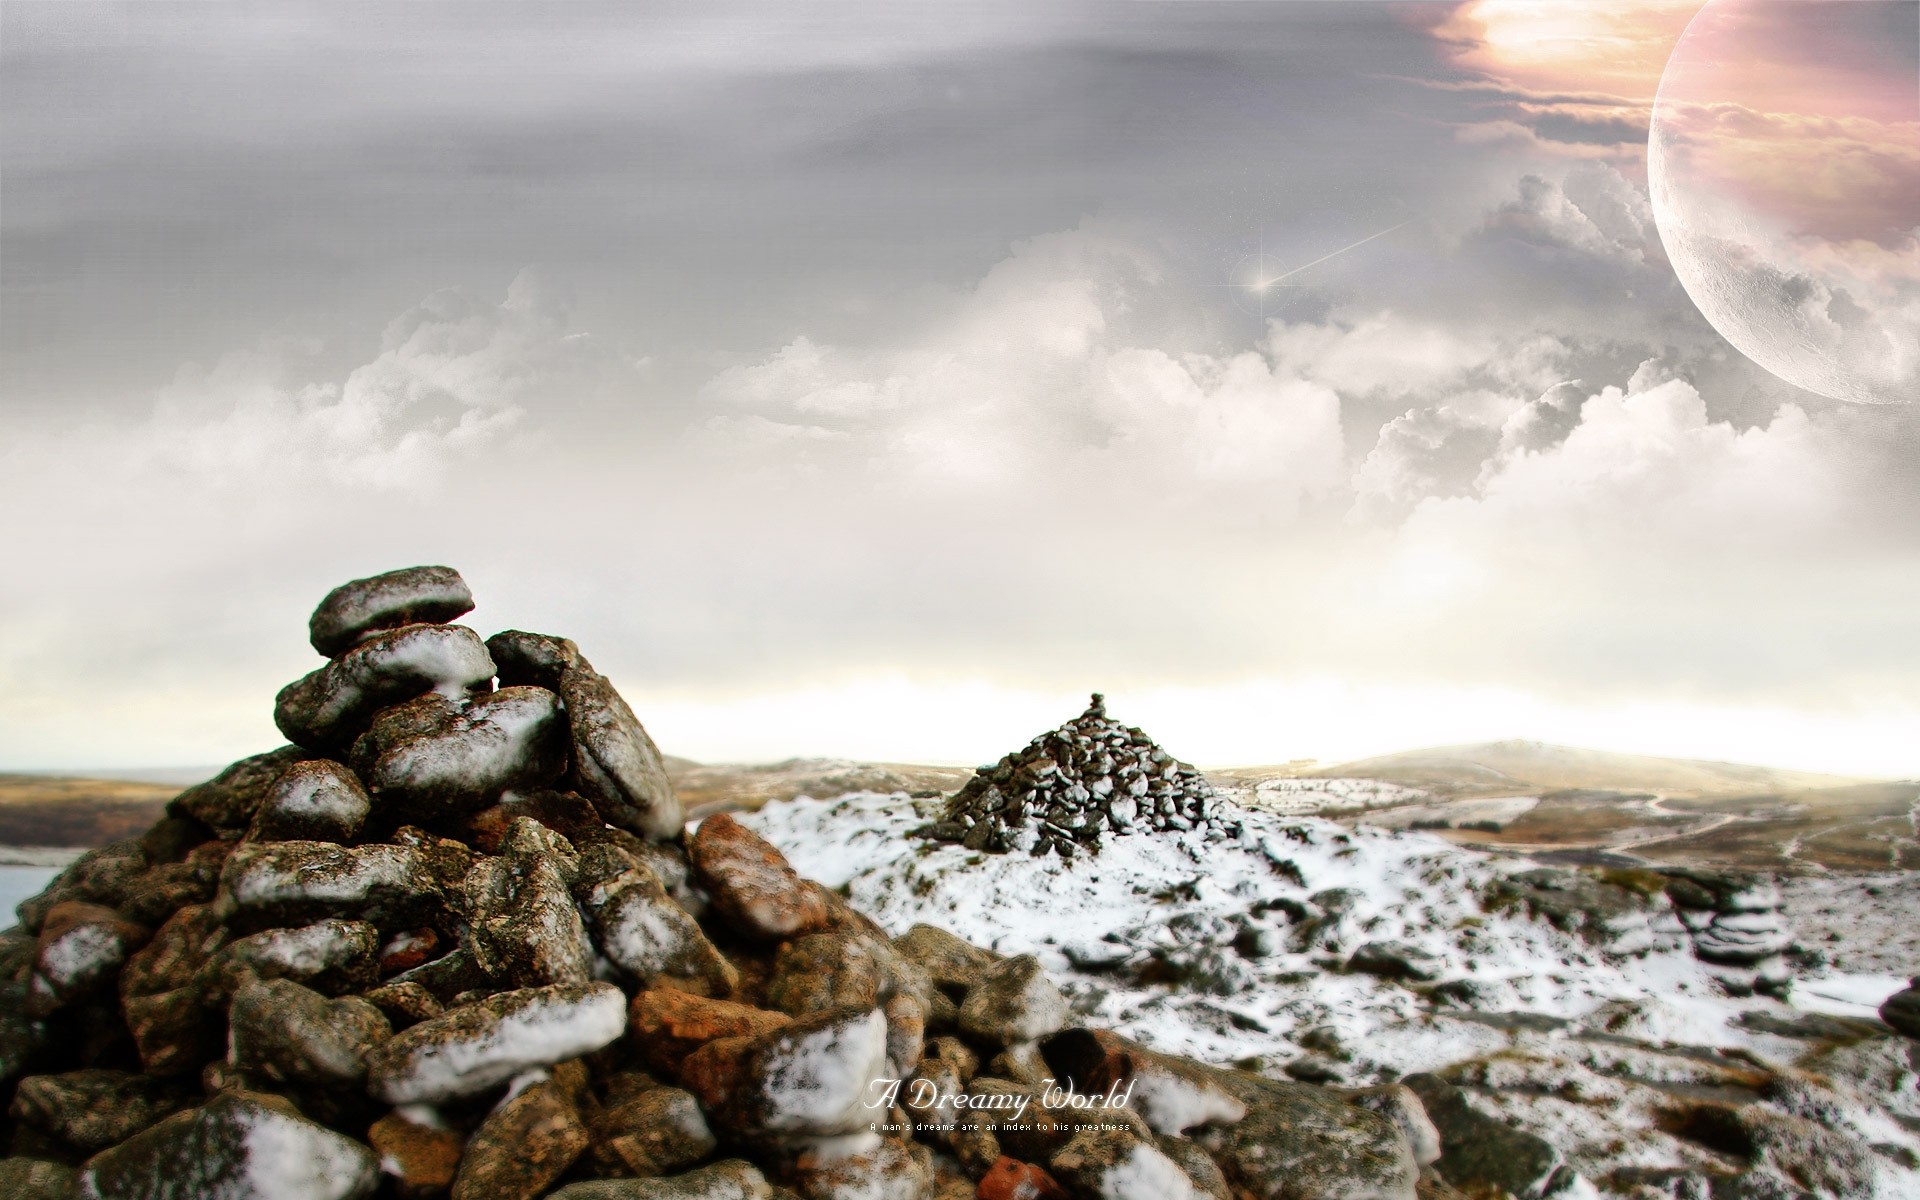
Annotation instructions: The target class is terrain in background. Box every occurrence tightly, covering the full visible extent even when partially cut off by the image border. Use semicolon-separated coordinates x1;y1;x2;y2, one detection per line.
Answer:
4;739;1914;873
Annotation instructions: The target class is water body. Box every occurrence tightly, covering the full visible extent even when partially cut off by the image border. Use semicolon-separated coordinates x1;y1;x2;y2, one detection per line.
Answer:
0;865;60;919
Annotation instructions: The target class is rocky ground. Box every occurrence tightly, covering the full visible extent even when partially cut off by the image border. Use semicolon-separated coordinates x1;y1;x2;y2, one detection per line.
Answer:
2;566;1917;1200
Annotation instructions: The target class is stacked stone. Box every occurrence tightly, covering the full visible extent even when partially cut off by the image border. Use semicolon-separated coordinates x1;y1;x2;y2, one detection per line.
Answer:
0;568;1433;1200
932;694;1224;858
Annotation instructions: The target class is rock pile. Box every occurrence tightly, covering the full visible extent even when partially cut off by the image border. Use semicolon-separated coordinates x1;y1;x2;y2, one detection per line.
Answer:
0;568;1438;1200
930;695;1229;858
1487;865;1798;994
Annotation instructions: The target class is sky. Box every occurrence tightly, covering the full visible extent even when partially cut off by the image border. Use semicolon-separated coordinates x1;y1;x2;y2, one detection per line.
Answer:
2;0;1918;776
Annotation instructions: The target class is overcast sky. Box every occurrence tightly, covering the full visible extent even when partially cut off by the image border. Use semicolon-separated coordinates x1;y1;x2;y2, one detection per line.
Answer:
4;1;1918;775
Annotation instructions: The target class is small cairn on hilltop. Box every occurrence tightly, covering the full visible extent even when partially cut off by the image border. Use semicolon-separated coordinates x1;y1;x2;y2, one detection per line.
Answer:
931;693;1231;857
0;568;1428;1200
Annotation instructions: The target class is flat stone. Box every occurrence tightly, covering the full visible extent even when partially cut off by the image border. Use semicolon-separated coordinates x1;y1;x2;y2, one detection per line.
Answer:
353;686;569;817
228;978;392;1087
248;760;371;843
1403;1073;1567;1200
681;1006;890;1141
275;624;495;752
218;840;466;931
309;566;475;657
788;1135;931;1199
1347;941;1444;983
366;982;627;1104
576;845;736;996
206;919;380;1001
959;955;1068;1048
75;1090;379;1200
450;1074;589;1200
464;851;593;988
689;814;832;942
487;629;584;690
627;989;793;1077
590;1086;717;1178
560;663;684;841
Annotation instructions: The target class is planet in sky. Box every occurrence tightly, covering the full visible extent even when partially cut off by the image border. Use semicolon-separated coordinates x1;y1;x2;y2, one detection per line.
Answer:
1648;0;1919;405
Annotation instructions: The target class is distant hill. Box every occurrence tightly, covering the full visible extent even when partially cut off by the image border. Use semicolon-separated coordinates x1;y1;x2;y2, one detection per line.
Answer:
1314;739;1868;799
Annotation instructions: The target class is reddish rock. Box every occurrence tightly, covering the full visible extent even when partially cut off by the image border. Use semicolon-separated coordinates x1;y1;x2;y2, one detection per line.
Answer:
451;1075;589;1200
369;1109;465;1199
688;813;830;942
628;988;793;1076
978;1156;1070;1200
380;928;442;976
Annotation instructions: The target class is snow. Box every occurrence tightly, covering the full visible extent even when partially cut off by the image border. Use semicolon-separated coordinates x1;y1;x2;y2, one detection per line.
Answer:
1125;1070;1245;1135
231;919;371;977
37;921;127;990
372;983;627;1104
742;790;1920;1197
1792;973;1910;1017
229;1101;378;1200
1218;777;1428;817
225;843;420;910
1099;1139;1204;1200
759;1008;890;1136
371;686;560;798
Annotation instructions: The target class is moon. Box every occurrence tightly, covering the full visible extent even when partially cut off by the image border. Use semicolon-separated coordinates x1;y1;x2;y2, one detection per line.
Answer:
1648;0;1919;405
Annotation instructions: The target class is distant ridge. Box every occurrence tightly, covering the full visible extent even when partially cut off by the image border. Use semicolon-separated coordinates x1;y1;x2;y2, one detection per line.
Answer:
1315;739;1868;798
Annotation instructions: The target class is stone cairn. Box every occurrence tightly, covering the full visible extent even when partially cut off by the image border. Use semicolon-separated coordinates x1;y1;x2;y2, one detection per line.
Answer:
0;567;1433;1200
931;694;1226;858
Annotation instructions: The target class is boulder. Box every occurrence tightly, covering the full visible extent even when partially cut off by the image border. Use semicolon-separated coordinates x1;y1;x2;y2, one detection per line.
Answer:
366;981;627;1104
450;1073;589;1200
367;1110;463;1199
309;565;475;657
1402;1073;1571;1200
689;813;832;942
247;760;371;843
463;850;594;988
1881;984;1920;1039
1049;1127;1205;1200
1181;1069;1417;1200
75;1090;379;1200
275;624;495;752
217;840;466;931
227;978;391;1087
577;844;736;996
28;901;151;1016
560;662;684;841
590;1086;719;1177
958;955;1068;1048
1040;1029;1246;1137
681;1006;890;1142
352;686;570;817
628;989;794;1077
